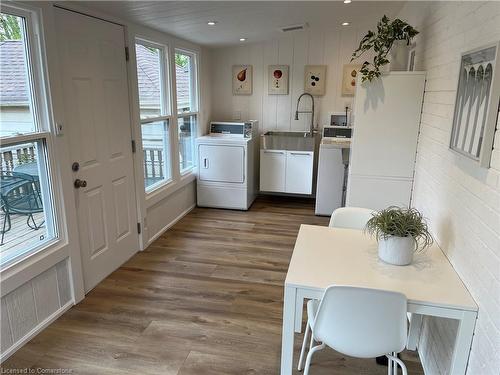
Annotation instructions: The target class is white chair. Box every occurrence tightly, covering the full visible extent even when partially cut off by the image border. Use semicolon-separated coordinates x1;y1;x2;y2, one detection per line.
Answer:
298;286;408;375
328;207;375;229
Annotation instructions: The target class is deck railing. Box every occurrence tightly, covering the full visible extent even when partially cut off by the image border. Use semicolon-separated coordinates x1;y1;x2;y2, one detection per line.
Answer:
0;145;36;172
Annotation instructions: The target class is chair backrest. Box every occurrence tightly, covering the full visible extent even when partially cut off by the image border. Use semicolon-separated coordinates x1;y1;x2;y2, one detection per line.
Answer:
312;286;407;358
329;207;374;229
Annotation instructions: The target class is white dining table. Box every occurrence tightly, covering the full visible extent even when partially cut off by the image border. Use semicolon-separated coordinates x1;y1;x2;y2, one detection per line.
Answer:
281;225;478;375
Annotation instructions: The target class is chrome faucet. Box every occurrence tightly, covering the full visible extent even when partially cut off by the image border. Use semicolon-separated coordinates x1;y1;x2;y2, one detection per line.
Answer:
294;92;315;137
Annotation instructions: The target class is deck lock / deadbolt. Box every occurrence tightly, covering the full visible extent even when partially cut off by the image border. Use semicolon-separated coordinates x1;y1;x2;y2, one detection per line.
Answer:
72;162;80;172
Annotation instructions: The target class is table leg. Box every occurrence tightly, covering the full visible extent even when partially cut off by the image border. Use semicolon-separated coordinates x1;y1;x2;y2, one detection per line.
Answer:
281;285;297;375
295;290;305;333
450;310;477;375
407;313;423;350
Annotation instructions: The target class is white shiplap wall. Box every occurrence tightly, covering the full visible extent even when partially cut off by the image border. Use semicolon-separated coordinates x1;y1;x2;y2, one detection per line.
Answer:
0;260;72;360
397;2;500;374
209;25;373;133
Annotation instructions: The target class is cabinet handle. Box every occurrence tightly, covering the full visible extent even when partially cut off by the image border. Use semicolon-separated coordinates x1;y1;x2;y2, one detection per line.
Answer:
203;158;209;168
264;150;285;154
290;152;311;156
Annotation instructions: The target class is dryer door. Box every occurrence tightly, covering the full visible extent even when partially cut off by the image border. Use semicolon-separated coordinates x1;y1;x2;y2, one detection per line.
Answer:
198;144;245;183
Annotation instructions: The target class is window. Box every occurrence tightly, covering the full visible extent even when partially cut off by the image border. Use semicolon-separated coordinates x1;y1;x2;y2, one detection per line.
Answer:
175;50;198;173
0;9;57;268
135;40;171;191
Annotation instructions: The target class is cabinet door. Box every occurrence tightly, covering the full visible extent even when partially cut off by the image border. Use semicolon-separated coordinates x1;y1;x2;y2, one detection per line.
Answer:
260;150;286;192
285;151;313;194
199;144;245;183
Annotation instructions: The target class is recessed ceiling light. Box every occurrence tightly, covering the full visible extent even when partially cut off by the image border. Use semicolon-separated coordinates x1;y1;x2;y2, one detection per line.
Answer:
342;22;350;26
343;0;352;4
239;38;247;42
207;21;217;26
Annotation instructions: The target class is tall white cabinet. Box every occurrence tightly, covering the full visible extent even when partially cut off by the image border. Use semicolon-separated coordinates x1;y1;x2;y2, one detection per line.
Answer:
346;72;425;210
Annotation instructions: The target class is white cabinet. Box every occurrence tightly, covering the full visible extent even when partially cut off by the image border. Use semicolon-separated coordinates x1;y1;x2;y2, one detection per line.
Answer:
260;150;313;194
285;151;314;194
260;150;286;192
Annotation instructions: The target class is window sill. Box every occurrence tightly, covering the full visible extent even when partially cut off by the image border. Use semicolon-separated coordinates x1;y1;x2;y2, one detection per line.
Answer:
145;170;196;209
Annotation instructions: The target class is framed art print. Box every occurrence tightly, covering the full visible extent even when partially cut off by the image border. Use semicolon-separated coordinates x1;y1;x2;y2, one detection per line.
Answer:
304;65;326;96
233;65;252;95
268;65;289;95
449;42;500;167
341;64;361;96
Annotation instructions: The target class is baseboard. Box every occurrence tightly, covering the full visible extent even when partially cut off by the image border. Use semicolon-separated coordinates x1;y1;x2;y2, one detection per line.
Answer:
0;300;73;363
146;203;196;246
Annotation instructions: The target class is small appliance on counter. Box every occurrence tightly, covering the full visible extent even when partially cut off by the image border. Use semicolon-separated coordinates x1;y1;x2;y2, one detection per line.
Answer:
315;126;352;216
196;121;259;210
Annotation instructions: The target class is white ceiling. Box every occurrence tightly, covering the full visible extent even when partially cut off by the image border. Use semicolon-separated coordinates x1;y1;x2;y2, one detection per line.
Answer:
77;1;407;47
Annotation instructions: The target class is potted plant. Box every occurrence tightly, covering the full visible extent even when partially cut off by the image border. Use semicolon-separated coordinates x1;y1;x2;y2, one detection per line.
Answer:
351;15;419;82
365;206;433;266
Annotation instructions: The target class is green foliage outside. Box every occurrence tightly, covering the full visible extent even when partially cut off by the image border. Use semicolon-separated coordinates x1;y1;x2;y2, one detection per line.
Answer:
175;53;189;68
0;13;22;42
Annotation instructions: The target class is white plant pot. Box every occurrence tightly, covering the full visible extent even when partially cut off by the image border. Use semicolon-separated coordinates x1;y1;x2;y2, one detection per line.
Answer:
378;236;415;266
389;40;410;71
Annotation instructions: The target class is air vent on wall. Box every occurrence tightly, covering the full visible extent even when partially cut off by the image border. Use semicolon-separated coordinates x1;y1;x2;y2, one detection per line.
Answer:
280;23;308;32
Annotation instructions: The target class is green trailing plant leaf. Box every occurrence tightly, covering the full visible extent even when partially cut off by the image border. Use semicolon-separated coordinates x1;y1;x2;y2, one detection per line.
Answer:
351;15;419;82
365;206;433;252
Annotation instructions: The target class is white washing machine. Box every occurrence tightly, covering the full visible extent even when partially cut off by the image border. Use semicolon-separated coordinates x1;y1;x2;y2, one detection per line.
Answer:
315;126;352;216
196;121;259;210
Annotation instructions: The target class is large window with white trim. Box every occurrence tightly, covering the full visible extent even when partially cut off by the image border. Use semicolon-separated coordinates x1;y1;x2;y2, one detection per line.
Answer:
0;8;57;268
175;50;198;173
135;40;171;191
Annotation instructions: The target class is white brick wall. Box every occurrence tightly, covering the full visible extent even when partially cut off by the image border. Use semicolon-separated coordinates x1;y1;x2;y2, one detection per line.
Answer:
397;2;500;374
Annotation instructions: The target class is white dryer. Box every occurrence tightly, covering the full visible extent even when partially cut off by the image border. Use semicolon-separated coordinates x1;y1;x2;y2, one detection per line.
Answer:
196;121;259;210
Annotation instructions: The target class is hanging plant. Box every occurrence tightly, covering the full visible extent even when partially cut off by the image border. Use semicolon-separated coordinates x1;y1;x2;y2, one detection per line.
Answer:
351;15;419;82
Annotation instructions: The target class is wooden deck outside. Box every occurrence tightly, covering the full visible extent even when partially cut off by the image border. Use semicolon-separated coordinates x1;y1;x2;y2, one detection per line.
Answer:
0;212;46;256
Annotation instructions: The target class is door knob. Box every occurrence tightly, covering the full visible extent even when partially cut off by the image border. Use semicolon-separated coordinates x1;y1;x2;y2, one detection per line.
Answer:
74;179;87;189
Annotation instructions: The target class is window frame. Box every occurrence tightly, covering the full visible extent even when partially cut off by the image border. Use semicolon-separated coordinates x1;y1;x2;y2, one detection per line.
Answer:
135;38;174;193
0;5;61;270
175;48;199;175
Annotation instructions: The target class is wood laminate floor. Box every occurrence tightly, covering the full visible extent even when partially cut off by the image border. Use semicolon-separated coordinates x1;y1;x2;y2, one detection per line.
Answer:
2;196;424;375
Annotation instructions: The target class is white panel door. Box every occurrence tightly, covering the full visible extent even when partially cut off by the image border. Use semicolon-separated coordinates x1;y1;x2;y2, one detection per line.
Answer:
260;150;286;192
199;144;245;183
56;9;138;292
285;151;313;194
349;73;425;178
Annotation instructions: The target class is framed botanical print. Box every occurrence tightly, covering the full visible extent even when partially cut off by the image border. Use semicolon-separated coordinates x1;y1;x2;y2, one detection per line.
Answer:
304;65;326;96
449;42;500;168
233;65;252;95
268;65;289;95
341;64;361;96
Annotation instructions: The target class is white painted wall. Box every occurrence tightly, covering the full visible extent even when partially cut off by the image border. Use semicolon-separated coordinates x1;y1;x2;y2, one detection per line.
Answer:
397;2;500;374
1;260;72;360
209;24;375;133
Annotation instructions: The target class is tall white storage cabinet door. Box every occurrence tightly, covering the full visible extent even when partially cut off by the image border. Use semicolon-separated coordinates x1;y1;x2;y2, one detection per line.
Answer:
349;73;425;178
260;150;286;192
285;151;314;194
199;144;245;183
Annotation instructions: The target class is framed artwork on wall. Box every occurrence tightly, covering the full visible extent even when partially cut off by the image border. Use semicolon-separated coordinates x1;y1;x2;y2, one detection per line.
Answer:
341;64;361;96
232;65;252;95
268;65;289;95
304;65;326;96
449;42;500;168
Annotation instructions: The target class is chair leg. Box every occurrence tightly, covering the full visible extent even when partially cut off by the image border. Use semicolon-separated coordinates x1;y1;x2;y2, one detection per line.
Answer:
386;353;407;375
298;322;311;371
303;343;326;375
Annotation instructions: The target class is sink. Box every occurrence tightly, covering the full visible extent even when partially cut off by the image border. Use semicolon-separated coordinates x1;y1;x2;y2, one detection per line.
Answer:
261;131;317;151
